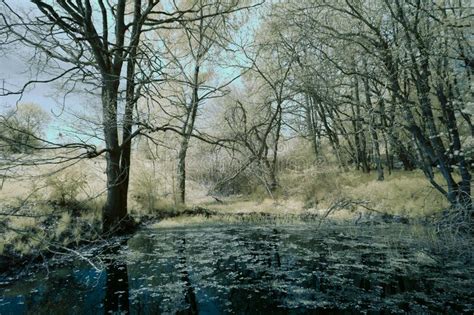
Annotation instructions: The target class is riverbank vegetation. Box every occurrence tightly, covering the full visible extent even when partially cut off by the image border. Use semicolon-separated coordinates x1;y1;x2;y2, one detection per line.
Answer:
0;147;467;268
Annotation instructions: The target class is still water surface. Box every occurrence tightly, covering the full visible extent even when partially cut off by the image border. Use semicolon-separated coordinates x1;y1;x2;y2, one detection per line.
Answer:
1;224;473;314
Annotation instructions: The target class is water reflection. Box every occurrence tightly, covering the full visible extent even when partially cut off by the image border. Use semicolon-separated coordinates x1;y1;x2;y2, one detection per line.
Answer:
100;240;131;315
0;224;473;314
177;237;198;315
104;260;130;314
0;265;105;314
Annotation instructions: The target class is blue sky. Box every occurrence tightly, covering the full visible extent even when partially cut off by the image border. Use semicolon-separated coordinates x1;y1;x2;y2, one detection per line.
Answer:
0;0;94;142
0;49;89;142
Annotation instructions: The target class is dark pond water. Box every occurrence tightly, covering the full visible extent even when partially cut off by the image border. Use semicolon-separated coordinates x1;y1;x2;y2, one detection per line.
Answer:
0;223;473;314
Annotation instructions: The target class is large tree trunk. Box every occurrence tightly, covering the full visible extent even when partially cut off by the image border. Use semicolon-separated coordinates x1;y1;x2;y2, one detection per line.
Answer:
102;98;128;232
101;82;131;233
101;30;137;233
103;0;142;232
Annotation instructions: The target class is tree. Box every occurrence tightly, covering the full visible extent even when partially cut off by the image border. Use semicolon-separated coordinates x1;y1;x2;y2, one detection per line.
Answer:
0;103;50;154
233;8;294;194
156;0;245;204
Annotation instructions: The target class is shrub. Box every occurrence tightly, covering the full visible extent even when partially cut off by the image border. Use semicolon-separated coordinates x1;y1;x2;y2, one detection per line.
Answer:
46;167;87;206
130;163;163;213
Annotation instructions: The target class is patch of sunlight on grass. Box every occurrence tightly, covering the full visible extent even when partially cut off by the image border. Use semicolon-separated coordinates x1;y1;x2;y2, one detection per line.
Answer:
347;172;449;217
151;215;224;228
279;168;449;217
202;198;305;215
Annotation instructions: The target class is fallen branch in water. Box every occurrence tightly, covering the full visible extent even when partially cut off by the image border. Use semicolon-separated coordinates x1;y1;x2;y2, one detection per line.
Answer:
318;197;353;227
47;245;102;272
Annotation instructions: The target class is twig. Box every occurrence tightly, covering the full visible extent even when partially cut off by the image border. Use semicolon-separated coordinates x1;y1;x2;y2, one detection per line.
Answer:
48;245;101;272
